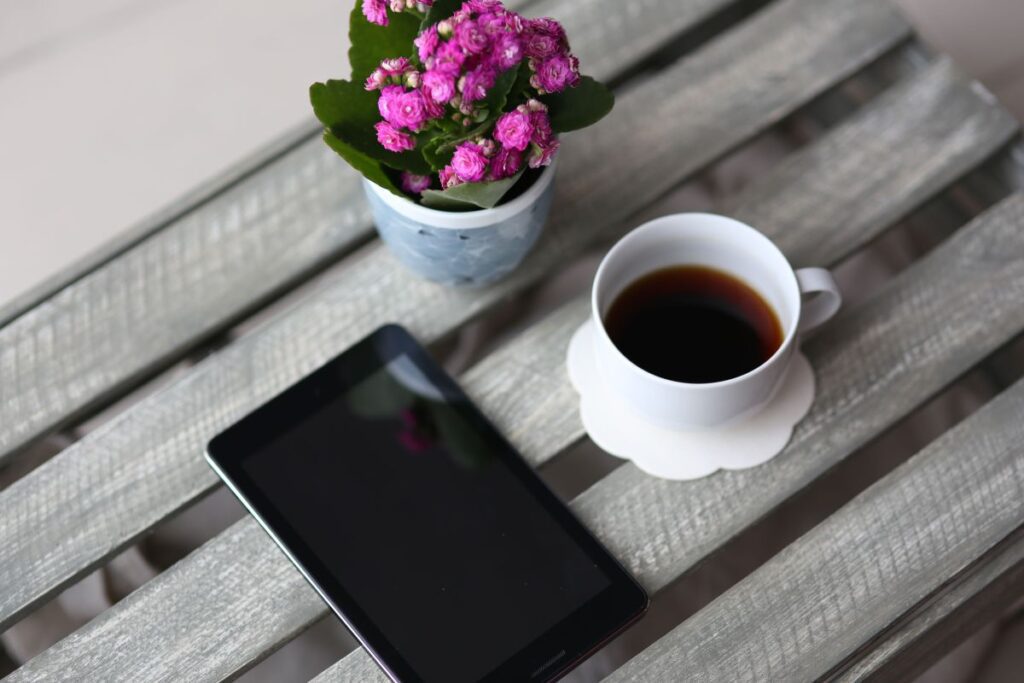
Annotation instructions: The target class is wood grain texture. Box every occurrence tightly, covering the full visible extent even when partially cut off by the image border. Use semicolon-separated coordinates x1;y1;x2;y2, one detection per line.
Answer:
830;528;1024;682
0;135;367;461
0;0;738;466
726;61;1019;267
606;376;1024;682
0;0;910;646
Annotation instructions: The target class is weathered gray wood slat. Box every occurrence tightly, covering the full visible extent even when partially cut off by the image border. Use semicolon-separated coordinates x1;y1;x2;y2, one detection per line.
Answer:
309;173;1024;683
605;374;1024;682
831;529;1024;681
13;59;1011;683
0;136;367;461
0;0;910;643
0;0;738;466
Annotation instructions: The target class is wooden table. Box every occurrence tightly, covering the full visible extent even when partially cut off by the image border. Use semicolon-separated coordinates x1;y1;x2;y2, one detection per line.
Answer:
3;0;1024;679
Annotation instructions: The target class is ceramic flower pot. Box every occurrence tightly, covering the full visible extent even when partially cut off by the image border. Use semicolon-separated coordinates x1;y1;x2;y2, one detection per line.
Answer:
361;161;557;286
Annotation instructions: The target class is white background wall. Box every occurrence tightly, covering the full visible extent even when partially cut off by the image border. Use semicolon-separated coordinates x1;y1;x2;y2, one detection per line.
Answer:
0;0;355;304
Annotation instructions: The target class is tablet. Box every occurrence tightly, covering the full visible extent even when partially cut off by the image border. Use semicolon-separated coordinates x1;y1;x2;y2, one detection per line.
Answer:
206;324;647;682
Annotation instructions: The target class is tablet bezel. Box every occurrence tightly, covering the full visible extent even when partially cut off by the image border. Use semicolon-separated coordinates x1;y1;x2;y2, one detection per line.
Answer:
206;324;648;682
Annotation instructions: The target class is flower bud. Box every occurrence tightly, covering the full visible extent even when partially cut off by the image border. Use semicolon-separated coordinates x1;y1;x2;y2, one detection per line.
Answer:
479;138;497;157
529;73;546;94
437;20;453;38
364;68;387;91
403;70;421;88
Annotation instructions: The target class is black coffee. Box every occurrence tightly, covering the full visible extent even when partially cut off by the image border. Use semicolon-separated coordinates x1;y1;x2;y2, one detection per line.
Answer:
604;265;783;383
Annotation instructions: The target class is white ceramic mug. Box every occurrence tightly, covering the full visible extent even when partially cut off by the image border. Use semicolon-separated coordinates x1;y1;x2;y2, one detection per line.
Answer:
591;213;841;430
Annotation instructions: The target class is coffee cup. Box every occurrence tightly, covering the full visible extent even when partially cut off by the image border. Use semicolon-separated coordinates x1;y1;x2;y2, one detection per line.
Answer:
591;213;841;429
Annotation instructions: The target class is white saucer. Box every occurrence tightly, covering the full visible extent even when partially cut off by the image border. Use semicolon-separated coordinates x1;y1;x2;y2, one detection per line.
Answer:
566;320;815;480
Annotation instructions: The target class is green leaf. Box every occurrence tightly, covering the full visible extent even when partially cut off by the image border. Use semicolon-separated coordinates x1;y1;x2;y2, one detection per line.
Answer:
421;0;463;30
509;64;534;100
310;79;431;175
348;0;422;82
423;135;454;170
482;64;521;119
322;130;405;198
420;169;526;210
539;75;615;133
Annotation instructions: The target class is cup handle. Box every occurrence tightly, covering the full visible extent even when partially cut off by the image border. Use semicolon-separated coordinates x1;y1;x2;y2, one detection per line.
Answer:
795;267;842;334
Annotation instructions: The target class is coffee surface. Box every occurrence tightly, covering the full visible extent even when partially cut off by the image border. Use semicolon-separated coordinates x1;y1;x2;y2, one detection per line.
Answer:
604;265;783;383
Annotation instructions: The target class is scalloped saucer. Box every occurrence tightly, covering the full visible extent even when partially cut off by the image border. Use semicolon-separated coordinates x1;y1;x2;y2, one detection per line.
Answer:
566;319;815;480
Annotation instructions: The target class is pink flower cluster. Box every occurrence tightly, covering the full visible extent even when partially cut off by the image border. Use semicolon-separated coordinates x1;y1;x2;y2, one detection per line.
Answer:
439;99;557;187
364;0;577;194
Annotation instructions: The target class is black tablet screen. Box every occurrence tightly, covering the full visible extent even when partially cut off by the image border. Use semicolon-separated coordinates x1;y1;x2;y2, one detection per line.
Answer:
239;352;611;682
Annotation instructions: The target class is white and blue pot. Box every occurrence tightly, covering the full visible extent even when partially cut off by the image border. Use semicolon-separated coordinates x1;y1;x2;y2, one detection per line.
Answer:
362;161;556;286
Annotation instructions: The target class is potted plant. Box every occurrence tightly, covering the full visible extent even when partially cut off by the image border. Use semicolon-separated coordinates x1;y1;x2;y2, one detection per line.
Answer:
310;0;613;285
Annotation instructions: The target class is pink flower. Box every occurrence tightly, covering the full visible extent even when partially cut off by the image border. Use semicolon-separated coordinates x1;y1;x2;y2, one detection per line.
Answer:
531;53;579;93
478;138;497;157
362;0;388;26
439;165;462;189
432;41;466;76
494;109;532;151
400;172;432;194
380;57;411;77
490;146;523;179
388;0;405;11
415;26;440;63
523;32;559;61
491;32;523;70
422;70;456;103
389;89;429;130
529;108;553;145
455;19;490;55
375;121;416;152
465;0;503;12
477;10;515;36
377;85;404;121
365;70;387;91
528;135;559;168
366;57;412;90
422;94;445;120
523;17;567;59
460;64;496;104
451;141;489;182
